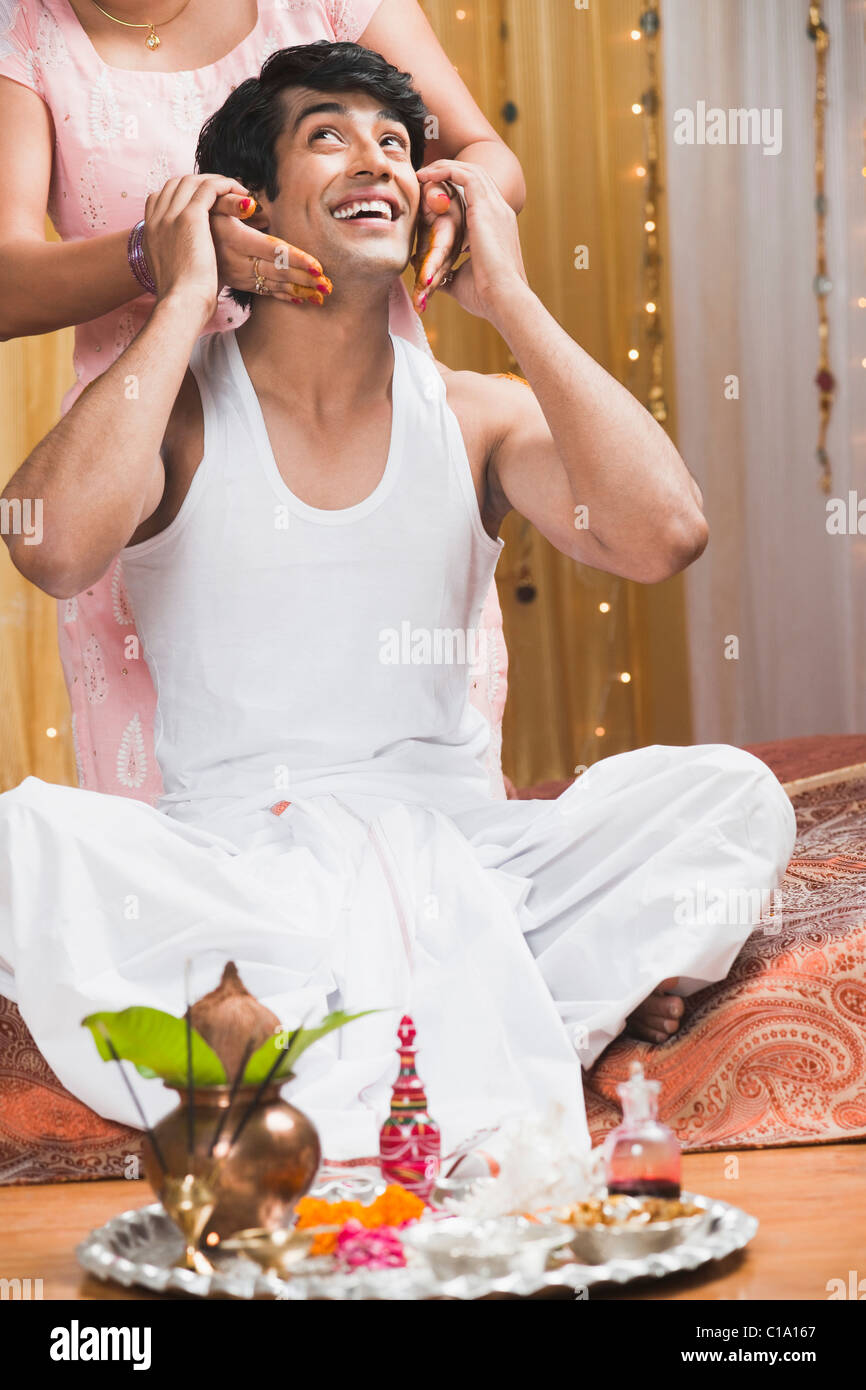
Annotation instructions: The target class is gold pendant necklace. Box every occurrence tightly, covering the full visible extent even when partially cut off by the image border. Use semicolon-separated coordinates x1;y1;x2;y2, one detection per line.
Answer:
89;0;193;51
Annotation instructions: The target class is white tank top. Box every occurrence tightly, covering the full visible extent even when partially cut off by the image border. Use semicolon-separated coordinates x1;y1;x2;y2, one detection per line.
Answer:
121;329;505;826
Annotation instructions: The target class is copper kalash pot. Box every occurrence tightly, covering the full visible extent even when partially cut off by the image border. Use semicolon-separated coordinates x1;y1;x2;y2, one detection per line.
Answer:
141;1082;321;1244
140;962;321;1243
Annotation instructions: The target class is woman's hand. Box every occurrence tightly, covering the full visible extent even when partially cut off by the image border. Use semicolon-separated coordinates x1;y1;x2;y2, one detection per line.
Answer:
410;180;465;313
416;159;528;325
209;194;332;305
143;175;245;324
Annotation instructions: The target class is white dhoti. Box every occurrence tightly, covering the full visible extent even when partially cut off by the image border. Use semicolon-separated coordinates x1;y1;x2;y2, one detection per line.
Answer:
0;743;795;1160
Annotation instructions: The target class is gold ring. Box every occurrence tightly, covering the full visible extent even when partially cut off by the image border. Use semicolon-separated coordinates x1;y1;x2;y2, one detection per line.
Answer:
253;258;269;295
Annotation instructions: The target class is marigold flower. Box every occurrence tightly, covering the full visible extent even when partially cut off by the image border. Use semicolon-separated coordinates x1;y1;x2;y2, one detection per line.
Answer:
294;1183;424;1258
369;1184;426;1227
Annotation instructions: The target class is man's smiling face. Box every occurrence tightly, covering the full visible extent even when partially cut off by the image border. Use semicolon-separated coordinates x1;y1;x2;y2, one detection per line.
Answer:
261;86;421;279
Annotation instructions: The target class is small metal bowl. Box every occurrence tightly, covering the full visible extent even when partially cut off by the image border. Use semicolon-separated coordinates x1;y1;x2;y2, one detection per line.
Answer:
541;1194;714;1265
217;1226;332;1275
400;1216;572;1282
430;1173;497;1207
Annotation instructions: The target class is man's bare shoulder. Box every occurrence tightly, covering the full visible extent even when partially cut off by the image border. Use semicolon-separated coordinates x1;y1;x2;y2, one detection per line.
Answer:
433;362;537;533
435;360;535;444
435;359;534;398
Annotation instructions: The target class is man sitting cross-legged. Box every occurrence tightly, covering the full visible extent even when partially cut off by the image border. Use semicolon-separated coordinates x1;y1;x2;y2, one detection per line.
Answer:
0;42;795;1159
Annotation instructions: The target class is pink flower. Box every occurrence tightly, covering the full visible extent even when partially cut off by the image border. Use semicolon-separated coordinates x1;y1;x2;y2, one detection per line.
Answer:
336;1219;407;1270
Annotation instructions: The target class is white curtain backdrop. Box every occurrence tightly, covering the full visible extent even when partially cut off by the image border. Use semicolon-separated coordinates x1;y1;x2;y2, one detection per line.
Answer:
663;0;866;743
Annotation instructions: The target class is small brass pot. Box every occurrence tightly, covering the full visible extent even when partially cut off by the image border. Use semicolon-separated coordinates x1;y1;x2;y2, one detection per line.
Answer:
141;1084;321;1243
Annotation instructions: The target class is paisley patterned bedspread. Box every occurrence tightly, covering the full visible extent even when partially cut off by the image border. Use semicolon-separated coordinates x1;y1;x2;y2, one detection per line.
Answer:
586;769;866;1150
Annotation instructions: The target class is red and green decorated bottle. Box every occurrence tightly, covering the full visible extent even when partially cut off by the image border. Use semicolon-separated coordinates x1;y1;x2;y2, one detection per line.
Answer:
379;1015;441;1201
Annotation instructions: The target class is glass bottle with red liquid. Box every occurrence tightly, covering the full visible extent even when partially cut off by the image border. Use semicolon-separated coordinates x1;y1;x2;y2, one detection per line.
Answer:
602;1060;681;1198
379;1015;441;1202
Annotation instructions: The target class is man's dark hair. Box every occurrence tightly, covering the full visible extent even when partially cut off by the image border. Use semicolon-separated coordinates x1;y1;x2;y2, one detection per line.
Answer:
196;41;429;309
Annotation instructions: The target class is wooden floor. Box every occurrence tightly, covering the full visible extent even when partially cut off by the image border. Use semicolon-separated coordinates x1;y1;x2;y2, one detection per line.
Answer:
0;1142;862;1300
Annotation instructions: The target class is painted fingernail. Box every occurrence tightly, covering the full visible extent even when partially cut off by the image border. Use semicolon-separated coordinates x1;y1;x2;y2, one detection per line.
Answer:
317;279;332;293
425;274;434;286
291;297;303;305
239;198;257;217
419;295;428;312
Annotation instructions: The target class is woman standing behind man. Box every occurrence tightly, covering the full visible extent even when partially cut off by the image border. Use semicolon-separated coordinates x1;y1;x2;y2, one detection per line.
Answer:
0;0;520;801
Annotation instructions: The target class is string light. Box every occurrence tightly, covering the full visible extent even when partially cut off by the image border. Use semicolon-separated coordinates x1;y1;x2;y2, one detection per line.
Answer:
629;5;667;427
487;6;645;774
579;6;668;770
807;2;834;494
578;572;635;766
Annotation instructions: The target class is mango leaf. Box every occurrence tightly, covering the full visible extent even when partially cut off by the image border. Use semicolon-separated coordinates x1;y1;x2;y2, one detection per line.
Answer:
82;1007;227;1086
243;1010;378;1084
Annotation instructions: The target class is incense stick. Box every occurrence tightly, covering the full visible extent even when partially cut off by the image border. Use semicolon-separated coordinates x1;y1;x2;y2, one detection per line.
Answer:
96;1023;167;1174
184;961;195;1164
208;1036;256;1158
227;1017;306;1151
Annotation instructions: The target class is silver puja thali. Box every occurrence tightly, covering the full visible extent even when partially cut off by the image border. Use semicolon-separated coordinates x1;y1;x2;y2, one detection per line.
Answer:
76;1185;757;1300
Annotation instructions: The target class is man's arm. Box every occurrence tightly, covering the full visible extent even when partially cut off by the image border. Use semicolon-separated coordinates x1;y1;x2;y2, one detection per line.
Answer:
419;161;708;584
1;175;235;599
